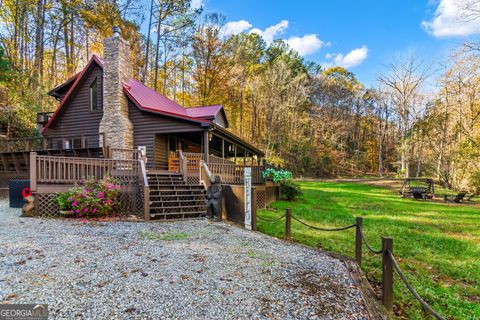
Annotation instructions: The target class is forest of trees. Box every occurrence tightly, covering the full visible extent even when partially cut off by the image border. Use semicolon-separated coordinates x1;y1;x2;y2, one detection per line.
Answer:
1;0;480;191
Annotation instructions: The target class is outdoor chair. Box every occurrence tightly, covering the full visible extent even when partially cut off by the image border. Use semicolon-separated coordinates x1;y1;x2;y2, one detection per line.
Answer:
444;192;467;203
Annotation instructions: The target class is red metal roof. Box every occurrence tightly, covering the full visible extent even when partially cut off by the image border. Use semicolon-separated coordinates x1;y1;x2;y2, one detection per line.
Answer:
123;79;224;124
185;105;223;118
123;79;189;116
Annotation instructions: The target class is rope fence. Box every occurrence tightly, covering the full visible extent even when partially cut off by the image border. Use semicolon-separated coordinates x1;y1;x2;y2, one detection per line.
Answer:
359;224;383;255
256;214;286;222
256;208;446;320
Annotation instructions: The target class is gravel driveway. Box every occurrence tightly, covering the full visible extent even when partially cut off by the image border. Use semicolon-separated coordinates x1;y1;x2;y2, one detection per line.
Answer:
0;199;369;319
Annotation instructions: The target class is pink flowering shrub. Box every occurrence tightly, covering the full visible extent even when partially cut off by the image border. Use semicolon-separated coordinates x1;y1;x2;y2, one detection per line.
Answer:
56;175;122;218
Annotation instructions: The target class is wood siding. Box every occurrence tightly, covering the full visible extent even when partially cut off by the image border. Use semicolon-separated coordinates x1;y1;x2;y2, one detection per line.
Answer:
214;111;228;128
128;100;205;169
43;63;103;138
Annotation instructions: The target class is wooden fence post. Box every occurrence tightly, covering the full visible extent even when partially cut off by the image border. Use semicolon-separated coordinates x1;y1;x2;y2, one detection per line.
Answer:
355;217;363;266
285;208;292;240
382;237;394;312
30;152;37;192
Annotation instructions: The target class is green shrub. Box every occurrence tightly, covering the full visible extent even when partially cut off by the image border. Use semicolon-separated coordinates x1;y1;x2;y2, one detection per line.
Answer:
262;168;293;182
469;171;480;195
262;168;302;201
279;180;303;200
56;175;122;218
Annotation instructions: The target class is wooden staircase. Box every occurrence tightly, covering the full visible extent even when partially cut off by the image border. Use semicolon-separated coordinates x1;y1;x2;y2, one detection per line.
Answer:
147;173;206;220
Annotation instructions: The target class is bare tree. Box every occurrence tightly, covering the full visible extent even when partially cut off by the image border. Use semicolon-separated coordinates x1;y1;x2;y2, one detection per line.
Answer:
377;56;430;177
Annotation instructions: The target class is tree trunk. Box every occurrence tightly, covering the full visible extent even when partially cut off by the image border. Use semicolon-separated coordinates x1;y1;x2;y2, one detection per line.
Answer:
153;8;162;91
142;0;154;83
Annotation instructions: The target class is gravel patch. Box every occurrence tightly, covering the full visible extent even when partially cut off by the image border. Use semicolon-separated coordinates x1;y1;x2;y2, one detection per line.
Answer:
0;198;369;319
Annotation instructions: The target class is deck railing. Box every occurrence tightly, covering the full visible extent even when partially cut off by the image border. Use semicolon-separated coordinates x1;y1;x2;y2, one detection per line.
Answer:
30;153;139;189
44;133;105;150
0;137;44;152
183;152;204;172
168;152;205;173
167;152;267;185
108;147;142;160
205;163;264;185
0;134;106;153
208;155;234;164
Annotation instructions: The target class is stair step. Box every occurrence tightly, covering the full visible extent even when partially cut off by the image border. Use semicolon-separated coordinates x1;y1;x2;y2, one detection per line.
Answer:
147;177;206;220
149;198;205;203
149;190;205;194
149;193;205;197
150;204;206;209
149;189;205;194
150;199;205;204
149;184;186;187
150;212;206;219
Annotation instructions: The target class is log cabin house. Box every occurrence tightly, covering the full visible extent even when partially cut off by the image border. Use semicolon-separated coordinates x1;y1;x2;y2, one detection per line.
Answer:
0;27;279;221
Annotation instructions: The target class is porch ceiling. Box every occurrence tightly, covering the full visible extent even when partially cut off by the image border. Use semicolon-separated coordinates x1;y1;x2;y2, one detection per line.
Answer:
211;125;264;157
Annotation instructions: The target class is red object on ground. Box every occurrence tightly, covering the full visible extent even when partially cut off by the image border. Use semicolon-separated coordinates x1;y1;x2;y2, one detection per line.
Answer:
22;187;32;198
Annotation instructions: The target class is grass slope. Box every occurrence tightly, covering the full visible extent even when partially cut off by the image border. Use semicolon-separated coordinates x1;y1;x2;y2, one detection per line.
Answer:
257;181;480;320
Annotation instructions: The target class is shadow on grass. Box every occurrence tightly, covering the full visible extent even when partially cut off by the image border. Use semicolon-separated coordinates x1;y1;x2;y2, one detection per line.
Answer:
257;180;480;319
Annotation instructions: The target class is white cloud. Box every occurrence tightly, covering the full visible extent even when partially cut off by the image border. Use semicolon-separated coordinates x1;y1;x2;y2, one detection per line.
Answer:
223;20;253;36
249;20;289;44
221;19;328;57
422;0;480;37
286;34;327;56
191;0;204;9
326;46;368;68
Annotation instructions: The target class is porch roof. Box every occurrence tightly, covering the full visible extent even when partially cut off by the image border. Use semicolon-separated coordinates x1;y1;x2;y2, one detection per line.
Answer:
123;79;227;126
211;125;264;157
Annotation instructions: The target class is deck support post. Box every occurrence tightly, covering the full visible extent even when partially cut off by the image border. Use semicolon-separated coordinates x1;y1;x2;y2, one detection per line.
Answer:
30;152;37;192
203;130;209;164
221;137;225;159
144;186;150;221
234;145;237;164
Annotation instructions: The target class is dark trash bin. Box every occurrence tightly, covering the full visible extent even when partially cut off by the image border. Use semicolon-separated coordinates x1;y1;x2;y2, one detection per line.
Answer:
9;180;31;208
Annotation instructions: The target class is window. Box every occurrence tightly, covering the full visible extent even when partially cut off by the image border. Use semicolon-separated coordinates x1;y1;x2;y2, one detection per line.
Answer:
90;78;98;110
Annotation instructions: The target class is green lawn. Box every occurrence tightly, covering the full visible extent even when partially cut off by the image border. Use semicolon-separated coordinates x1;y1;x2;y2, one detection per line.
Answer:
257;181;480;320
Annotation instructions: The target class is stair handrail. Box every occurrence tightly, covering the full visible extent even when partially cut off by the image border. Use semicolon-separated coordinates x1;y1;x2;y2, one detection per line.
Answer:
199;160;213;189
178;150;188;183
139;158;148;187
138;157;150;220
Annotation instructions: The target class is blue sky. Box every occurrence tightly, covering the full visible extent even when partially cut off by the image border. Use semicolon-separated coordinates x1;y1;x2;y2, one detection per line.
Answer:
192;0;480;87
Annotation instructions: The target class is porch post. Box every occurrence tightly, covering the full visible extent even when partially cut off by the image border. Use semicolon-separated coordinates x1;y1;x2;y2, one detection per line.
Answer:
203;130;209;164
243;149;246;165
221;138;225;159
234;145;237;164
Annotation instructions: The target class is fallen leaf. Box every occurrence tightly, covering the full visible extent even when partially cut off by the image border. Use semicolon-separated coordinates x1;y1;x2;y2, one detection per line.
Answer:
5;293;17;299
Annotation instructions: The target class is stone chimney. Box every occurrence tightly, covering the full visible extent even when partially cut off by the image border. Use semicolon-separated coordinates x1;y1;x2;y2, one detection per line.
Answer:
99;26;133;149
